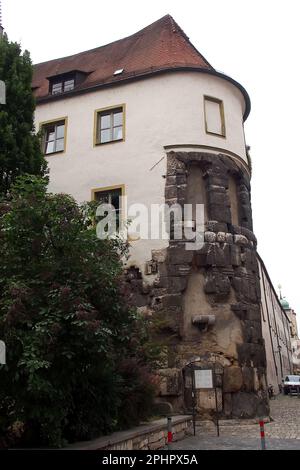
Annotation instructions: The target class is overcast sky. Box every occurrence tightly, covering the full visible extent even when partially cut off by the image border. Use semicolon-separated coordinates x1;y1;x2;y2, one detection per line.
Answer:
3;0;300;324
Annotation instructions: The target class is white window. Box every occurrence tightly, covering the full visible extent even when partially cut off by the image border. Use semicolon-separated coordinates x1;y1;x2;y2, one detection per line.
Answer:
95;106;125;145
42;119;66;155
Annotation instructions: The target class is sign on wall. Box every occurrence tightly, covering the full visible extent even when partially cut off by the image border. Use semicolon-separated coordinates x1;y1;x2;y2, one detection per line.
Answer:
0;341;6;365
194;369;213;389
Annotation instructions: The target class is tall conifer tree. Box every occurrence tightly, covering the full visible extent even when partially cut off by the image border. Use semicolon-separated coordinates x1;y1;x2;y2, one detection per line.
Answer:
0;33;47;197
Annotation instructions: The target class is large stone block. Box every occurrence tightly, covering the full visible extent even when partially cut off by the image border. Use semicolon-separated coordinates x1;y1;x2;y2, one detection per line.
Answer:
231;392;259;418
231;391;269;419
209;204;231;224
223;367;243;393
168;276;188;292
168;248;194;265
204;271;231;296
237;343;266;368
242;367;255;392
206;243;230;267
223;393;232;417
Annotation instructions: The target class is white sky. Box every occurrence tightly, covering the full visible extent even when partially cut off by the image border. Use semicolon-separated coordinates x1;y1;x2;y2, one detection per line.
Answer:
3;0;300;324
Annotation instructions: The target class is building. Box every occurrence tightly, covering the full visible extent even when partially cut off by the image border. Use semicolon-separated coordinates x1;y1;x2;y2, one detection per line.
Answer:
280;297;300;374
32;15;293;418
259;257;293;392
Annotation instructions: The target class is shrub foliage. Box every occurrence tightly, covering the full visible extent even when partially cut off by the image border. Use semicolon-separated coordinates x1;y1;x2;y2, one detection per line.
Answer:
0;176;158;447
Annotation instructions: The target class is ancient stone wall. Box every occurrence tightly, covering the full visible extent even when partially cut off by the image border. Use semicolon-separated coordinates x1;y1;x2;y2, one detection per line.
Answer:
125;151;269;419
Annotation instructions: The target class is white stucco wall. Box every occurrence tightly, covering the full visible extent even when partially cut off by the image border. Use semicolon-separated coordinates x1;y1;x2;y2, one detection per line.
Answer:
35;71;248;273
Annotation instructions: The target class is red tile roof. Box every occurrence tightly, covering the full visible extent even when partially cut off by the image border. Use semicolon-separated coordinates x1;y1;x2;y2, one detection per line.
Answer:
32;15;214;101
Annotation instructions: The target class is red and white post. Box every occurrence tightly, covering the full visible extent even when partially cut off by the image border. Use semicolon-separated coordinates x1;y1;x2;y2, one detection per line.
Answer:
167;417;173;449
259;420;266;450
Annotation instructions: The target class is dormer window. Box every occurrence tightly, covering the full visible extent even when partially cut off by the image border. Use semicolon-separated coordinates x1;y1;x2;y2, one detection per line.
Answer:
51;78;75;95
47;70;89;96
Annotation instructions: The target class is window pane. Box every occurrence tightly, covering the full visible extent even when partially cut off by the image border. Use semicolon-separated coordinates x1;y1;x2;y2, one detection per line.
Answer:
45;141;55;154
95;191;110;204
64;79;75;92
52;82;62;94
111;190;121;210
100;114;111;130
56;138;65;152
113;126;123;141
101;129;111;143
113;111;123;127
56;124;65;139
46;130;55;141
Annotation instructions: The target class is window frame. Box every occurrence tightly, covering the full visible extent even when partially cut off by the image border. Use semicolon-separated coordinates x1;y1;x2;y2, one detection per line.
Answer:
204;95;226;138
94;104;126;146
40;117;68;156
51;78;75;95
91;184;125;231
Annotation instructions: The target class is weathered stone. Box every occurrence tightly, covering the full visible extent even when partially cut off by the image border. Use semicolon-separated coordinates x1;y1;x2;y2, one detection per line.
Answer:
209;204;231;224
231;244;241;266
168;264;191;277
204;231;217;243
204;272;231;296
168;248;194;265
162;294;182;308
242;367;255;392
217;232;227;243
237;343;266;368
234;234;249;246
124;151;268;420
225;233;233;244
152;249;168;263
206;243;230;267
148;438;166;450
240;227;257;243
223;393;232;417
176;174;187;185
168;276;188;292
243;321;264;344
206;221;228;233
166;175;177;185
231;392;259;419
223;367;243;393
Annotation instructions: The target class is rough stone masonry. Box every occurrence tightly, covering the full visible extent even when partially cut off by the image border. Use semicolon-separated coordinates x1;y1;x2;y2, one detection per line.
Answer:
125;151;269;419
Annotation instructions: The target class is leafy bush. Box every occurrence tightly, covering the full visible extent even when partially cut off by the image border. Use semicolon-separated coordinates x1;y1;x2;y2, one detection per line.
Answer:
0;176;158;447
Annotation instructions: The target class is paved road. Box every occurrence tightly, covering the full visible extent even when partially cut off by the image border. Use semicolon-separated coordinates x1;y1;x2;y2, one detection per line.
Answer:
170;395;300;450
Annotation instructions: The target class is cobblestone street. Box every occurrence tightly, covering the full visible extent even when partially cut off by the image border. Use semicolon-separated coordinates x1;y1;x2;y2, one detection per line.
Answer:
170;395;300;450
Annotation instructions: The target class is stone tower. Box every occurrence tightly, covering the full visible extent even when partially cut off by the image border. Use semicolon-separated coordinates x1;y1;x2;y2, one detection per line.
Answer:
153;149;269;418
121;18;269;419
31;14;270;419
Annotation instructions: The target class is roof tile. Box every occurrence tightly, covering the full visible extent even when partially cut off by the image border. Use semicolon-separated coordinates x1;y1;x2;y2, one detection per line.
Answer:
32;15;214;100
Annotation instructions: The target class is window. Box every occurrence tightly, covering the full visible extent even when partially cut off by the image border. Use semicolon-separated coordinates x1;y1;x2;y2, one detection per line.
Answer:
204;96;226;137
41;119;67;155
51;79;75;95
92;185;124;231
95;105;125;145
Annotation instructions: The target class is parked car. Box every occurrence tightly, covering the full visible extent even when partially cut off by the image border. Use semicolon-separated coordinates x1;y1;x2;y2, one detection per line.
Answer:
283;375;300;395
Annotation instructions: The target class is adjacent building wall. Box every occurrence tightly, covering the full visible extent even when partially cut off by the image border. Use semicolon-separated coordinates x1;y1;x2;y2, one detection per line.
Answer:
258;256;293;393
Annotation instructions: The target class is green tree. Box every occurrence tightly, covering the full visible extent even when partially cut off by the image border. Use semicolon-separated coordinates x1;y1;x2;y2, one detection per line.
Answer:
0;176;158;448
0;34;47;197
